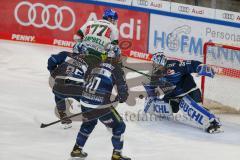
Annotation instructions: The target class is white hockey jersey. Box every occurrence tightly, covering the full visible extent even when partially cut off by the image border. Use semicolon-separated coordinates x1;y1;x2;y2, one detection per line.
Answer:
80;19;119;53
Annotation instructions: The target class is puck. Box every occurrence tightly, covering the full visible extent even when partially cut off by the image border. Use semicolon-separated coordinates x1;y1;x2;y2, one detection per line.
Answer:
139;95;144;99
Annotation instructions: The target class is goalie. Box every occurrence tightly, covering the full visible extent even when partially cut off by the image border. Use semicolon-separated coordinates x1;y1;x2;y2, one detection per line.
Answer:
143;52;222;133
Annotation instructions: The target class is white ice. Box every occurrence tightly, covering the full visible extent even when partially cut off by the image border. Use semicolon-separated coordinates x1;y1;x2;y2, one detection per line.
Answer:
0;40;240;160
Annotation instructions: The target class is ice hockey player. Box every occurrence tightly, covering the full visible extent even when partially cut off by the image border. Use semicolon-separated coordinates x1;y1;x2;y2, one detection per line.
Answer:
73;8;119;58
143;52;222;133
47;42;101;128
70;44;131;160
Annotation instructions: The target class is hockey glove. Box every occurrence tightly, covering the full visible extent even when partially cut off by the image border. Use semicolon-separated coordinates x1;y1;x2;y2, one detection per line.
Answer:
143;83;157;97
117;84;129;103
196;64;215;78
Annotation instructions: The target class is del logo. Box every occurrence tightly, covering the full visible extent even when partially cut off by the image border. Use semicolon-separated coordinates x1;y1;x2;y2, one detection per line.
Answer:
179;100;204;125
102;118;114;124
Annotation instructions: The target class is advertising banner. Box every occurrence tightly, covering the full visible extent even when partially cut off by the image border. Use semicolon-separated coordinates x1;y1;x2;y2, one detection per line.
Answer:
171;2;215;19
0;0;149;56
215;9;240;24
149;14;240;70
132;0;171;12
96;0;133;6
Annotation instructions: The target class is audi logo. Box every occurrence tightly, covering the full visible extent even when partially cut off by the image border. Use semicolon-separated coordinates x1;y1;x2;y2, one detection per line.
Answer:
222;13;235;20
137;0;149;6
178;6;190;13
14;1;76;31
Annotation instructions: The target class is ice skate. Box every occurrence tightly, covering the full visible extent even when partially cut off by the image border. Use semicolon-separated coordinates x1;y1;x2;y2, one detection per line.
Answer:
112;150;131;160
206;119;223;134
70;144;88;160
58;110;72;129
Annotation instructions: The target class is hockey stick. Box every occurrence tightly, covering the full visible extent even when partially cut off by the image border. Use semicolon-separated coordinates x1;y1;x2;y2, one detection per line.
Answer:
40;100;119;128
40;112;83;128
123;65;151;78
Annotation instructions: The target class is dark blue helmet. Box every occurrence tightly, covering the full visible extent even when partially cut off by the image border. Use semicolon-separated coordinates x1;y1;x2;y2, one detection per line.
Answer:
103;9;118;21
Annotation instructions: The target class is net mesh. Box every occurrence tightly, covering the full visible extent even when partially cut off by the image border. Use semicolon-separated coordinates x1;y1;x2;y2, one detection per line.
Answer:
202;42;240;114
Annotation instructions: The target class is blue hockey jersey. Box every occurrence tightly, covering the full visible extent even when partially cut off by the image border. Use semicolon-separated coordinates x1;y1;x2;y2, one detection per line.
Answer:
151;59;202;99
80;62;128;108
47;51;102;97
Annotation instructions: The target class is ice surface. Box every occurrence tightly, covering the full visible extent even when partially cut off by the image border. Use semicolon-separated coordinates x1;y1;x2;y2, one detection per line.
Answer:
0;40;240;160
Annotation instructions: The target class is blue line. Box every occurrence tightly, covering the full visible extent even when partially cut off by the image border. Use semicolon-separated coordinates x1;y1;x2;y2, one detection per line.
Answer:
65;0;240;28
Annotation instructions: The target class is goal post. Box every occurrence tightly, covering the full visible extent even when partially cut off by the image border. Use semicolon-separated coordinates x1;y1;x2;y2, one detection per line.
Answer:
201;42;240;113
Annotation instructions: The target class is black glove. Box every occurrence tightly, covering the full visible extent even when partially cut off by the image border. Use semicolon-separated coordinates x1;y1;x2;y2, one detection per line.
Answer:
117;84;128;103
118;92;129;103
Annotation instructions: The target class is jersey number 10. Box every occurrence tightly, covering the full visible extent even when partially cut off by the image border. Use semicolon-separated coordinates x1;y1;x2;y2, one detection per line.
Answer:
85;77;101;94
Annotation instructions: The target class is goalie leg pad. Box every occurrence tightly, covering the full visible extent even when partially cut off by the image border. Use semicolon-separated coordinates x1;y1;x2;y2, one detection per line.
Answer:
179;95;221;130
144;97;173;117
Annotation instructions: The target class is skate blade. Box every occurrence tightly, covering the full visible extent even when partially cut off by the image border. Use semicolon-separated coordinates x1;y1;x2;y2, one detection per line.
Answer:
62;124;72;129
209;128;224;134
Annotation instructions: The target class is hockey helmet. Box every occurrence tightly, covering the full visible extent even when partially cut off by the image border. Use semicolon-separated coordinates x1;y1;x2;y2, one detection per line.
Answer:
103;8;118;24
102;43;121;62
73;42;88;55
151;52;167;67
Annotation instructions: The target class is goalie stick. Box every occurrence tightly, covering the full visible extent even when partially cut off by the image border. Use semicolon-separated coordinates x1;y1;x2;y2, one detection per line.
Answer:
123;65;172;95
123;65;151;78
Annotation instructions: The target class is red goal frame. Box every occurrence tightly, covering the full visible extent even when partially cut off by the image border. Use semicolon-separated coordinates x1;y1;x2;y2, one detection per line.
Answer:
201;42;240;102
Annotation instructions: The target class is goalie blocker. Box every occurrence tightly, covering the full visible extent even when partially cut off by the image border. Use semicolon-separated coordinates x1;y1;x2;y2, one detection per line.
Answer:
144;95;222;133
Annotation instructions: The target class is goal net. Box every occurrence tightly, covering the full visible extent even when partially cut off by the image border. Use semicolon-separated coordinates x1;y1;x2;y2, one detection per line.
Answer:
201;42;240;114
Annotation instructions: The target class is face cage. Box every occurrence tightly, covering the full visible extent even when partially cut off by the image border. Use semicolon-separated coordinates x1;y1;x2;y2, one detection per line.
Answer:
153;62;166;71
108;18;118;25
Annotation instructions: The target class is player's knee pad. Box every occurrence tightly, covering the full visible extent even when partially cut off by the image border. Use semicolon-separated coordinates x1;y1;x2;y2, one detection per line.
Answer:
76;120;97;147
80;120;98;136
112;122;126;136
55;96;75;111
144;97;173;117
179;95;220;129
55;98;66;111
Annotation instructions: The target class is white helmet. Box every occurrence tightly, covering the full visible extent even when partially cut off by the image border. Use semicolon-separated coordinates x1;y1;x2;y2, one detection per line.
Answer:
105;43;121;58
151;52;167;67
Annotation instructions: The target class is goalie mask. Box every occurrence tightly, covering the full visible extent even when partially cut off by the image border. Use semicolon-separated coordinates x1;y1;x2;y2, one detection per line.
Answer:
151;52;167;67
